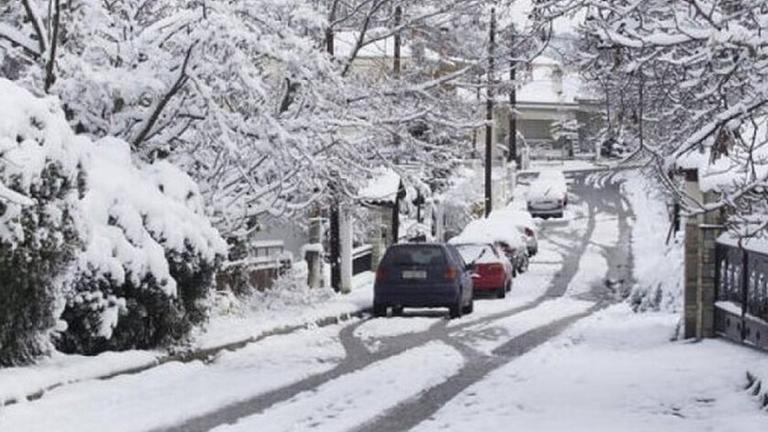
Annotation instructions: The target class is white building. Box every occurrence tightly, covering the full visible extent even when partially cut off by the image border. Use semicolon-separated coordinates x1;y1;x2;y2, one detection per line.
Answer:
472;55;602;161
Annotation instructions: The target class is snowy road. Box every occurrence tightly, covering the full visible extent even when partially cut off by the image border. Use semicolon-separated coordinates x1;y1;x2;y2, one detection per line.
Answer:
1;171;635;432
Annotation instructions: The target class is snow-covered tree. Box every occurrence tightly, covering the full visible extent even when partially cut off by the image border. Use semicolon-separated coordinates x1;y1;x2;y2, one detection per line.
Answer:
536;0;768;237
0;78;226;360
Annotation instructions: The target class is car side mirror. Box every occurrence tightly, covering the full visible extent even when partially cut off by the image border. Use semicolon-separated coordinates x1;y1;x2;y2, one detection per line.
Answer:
464;263;474;271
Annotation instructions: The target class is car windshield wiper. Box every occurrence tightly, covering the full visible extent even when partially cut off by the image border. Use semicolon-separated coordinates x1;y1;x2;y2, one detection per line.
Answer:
470;247;487;266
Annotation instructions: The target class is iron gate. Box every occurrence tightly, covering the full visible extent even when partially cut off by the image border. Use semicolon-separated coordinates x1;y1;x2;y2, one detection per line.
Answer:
715;238;768;350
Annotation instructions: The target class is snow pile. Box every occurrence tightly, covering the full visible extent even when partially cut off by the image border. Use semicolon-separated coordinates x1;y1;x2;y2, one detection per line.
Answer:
622;173;683;312
0;78;226;361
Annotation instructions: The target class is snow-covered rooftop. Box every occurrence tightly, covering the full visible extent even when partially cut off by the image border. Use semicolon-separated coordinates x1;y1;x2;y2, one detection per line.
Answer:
358;168;402;203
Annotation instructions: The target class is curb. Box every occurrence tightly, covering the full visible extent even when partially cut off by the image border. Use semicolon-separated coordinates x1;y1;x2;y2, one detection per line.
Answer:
1;308;369;408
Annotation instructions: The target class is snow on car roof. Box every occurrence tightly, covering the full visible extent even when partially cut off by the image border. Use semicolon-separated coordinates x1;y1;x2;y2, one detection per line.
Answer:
453;243;500;264
450;218;526;249
527;175;567;201
489;208;536;230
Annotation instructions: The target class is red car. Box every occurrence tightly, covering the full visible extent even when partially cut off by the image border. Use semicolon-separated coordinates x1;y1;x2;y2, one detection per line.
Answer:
453;243;514;298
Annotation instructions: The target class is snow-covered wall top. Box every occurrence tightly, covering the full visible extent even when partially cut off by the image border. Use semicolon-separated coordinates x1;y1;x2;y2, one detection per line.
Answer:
717;231;768;256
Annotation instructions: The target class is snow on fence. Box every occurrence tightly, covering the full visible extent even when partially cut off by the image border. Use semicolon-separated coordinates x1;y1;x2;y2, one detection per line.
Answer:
218;240;292;292
352;244;373;275
713;234;768;351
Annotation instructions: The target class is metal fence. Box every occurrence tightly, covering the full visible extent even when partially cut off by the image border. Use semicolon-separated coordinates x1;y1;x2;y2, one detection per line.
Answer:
217;240;292;293
352;244;373;275
714;241;768;350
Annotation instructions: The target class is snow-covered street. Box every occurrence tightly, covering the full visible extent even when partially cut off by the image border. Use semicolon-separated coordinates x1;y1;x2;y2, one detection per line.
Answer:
3;1;768;430
3;170;763;432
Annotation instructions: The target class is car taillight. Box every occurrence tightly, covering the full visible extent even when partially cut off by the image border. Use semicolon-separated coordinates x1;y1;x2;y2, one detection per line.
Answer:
444;266;458;280
376;267;387;282
483;263;504;274
524;227;534;237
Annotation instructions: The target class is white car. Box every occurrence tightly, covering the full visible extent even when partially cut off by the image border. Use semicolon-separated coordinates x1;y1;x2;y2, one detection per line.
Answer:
489;208;538;256
526;170;568;218
450;218;529;275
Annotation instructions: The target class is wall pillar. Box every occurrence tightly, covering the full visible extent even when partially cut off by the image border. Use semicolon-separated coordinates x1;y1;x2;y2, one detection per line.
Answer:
697;191;722;338
371;206;391;270
306;211;324;289
683;218;700;339
339;206;353;294
683;171;722;339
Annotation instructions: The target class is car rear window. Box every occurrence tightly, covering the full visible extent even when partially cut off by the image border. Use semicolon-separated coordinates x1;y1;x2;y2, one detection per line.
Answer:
383;246;446;266
455;244;495;264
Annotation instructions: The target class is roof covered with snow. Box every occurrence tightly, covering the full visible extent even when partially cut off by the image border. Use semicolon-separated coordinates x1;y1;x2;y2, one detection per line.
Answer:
358;168;402;203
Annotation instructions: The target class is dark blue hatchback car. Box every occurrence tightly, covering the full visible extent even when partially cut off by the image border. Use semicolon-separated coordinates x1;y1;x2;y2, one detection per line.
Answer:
373;243;474;318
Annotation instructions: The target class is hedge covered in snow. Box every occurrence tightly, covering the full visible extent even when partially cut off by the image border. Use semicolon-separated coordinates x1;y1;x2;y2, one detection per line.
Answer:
0;79;226;364
0;79;85;366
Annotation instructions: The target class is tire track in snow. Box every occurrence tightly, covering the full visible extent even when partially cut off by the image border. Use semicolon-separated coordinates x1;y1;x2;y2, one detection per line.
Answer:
211;343;463;432
157;171;634;432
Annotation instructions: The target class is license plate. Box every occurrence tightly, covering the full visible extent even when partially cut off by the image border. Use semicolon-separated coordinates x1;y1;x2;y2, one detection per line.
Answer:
402;270;427;280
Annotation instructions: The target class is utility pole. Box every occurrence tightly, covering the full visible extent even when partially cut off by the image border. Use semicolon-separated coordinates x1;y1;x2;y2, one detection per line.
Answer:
326;26;342;293
508;28;517;166
394;6;402;77
485;7;496;218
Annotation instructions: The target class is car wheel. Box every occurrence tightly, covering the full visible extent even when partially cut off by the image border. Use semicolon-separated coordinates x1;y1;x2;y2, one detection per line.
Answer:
449;297;463;319
506;279;512;292
373;303;387;317
519;256;530;273
496;285;506;299
392;306;404;316
462;298;474;314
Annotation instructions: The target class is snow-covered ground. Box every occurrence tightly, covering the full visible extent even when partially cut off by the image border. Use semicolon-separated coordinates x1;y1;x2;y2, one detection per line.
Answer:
3;168;766;432
194;271;374;350
457;297;595;355
354;316;437;351
0;325;348;432
0;271;375;406
414;304;768;432
0;350;161;406
413;170;768;431
213;342;464;432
